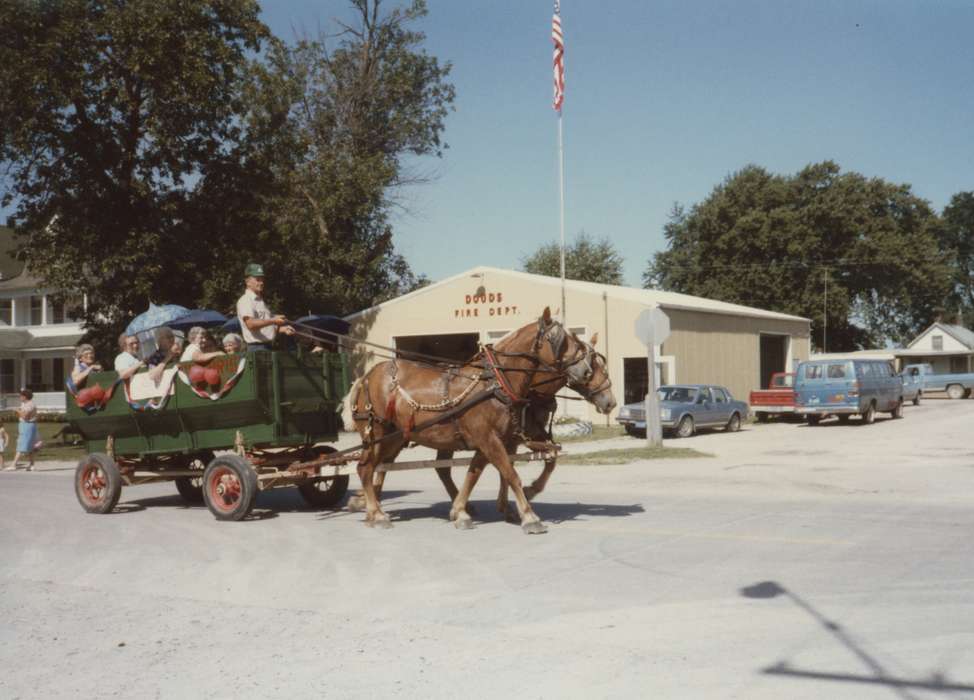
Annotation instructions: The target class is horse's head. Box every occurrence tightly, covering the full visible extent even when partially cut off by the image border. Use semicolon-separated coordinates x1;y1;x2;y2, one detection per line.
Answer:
560;331;616;414
531;308;616;415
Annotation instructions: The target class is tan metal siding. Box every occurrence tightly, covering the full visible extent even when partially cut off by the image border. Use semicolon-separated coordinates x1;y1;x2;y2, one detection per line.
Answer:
661;309;810;401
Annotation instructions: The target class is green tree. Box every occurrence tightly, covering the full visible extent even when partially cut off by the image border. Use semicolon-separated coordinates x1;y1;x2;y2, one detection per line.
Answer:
0;0;448;356
0;0;268;353
522;232;624;285
194;0;451;319
645;162;951;350
936;192;974;326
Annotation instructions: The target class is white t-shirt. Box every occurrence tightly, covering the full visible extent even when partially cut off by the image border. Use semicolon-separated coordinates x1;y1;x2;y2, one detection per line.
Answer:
236;289;276;344
114;352;140;373
180;343;201;363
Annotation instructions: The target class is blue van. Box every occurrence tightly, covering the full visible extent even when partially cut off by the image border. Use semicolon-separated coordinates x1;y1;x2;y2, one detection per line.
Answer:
794;359;903;425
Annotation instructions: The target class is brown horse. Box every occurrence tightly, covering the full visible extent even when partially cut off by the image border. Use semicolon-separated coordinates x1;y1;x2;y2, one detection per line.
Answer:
434;331;612;521
348;307;615;533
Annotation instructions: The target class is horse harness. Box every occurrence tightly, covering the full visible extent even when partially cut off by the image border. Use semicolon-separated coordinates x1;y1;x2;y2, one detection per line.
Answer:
351;315;600;450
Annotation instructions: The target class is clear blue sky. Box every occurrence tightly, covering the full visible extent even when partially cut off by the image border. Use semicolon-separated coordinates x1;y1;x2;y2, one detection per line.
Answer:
11;1;972;290
260;0;974;287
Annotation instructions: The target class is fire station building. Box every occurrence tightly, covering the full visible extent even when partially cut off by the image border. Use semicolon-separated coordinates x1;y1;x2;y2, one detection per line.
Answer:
344;267;811;423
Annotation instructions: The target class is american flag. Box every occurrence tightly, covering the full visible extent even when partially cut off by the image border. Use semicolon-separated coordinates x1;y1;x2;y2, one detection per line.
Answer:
552;1;564;112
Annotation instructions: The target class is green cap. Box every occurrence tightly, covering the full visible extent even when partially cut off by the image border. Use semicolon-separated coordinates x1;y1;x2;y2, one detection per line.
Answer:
244;263;265;277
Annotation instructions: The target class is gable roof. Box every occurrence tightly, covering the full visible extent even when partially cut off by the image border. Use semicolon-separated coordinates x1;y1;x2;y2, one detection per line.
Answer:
907;322;974;350
345;266;810;324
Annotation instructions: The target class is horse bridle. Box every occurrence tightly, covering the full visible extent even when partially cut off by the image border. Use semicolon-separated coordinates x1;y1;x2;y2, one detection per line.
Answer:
484;315;613;402
560;338;613;400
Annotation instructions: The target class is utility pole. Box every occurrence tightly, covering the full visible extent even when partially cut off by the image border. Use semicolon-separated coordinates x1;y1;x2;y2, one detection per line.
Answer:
823;268;828;353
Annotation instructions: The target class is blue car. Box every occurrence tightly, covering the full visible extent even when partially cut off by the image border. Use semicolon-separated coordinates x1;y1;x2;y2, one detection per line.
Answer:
794;359;903;425
616;384;749;438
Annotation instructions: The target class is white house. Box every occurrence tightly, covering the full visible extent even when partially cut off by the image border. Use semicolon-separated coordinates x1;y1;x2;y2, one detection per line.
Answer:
0;226;85;411
899;321;974;373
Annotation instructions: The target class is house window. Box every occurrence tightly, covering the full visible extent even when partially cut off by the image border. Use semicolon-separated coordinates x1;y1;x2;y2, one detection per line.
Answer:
51;301;65;324
29;358;43;390
0;359;14;393
932;335;943;351
0;299;11;326
951;356;967;373
53;358;66;386
30;296;43;325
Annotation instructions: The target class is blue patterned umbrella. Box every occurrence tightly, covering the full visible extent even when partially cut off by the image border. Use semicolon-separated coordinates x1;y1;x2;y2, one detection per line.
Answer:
125;303;192;336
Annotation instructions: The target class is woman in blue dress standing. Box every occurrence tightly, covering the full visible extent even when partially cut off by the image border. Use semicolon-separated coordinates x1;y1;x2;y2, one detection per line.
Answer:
13;389;39;471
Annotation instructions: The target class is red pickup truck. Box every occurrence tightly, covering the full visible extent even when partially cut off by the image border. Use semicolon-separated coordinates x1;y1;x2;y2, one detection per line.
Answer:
749;372;796;422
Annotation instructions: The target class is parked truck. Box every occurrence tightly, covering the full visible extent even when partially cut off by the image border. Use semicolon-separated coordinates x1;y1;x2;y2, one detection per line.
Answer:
749;372;795;422
904;362;974;399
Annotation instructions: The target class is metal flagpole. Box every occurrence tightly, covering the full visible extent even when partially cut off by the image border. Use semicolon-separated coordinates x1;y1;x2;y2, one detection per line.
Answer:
558;113;566;324
552;0;566;324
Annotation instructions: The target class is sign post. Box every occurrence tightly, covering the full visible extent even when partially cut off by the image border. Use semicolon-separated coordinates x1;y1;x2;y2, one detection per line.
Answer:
635;307;671;448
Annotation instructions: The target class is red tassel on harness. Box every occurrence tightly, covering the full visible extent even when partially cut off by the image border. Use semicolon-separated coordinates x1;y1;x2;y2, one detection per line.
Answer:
385;393;398;423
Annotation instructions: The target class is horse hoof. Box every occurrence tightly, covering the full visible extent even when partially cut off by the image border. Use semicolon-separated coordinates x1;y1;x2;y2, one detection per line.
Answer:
347;496;366;512
453;517;475;530
366;516;393;529
522;521;548;535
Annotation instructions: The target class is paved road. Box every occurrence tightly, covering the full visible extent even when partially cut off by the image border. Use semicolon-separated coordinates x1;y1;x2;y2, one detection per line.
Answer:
2;398;973;699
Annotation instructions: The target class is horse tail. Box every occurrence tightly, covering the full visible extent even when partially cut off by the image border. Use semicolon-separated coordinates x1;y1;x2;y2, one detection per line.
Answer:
341;378;362;432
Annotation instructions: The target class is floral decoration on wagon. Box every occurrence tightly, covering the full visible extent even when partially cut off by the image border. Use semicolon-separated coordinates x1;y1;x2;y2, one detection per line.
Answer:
176;355;247;401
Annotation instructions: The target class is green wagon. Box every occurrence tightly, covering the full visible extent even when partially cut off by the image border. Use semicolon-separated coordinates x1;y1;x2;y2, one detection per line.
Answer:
68;350;352;521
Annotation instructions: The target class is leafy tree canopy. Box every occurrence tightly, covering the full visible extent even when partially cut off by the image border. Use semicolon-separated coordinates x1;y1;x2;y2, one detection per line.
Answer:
936;191;974;326
522;231;624;285
0;0;449;356
645;162;951;350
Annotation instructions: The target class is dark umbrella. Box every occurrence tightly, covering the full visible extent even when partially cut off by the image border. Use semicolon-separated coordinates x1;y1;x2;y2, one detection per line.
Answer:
168;309;229;332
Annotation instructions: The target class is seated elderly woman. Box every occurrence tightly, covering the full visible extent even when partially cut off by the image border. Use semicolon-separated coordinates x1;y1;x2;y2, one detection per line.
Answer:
222;332;243;354
180;326;225;364
146;327;183;384
71;344;103;387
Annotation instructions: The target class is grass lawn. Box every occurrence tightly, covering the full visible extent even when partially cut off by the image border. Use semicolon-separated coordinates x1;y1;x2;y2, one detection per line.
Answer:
3;423;86;464
559;445;712;465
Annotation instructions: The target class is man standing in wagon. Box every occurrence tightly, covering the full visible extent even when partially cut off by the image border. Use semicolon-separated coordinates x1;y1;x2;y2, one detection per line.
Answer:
236;263;294;351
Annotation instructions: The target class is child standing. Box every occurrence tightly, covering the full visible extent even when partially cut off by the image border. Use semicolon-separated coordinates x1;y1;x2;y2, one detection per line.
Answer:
0;424;9;471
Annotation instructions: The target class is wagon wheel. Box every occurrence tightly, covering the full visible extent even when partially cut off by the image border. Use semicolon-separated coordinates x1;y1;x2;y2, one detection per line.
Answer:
75;453;122;514
174;451;214;504
202;454;258;521
298;446;350;509
912;391;921;406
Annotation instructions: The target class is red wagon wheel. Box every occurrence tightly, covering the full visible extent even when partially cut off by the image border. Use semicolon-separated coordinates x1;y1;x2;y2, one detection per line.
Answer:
202;454;258;521
75;453;122;514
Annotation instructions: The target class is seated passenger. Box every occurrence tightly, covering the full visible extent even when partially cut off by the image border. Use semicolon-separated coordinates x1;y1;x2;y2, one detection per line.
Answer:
222;332;243;354
113;333;146;381
71;344;103;387
147;327;182;384
180;326;225;364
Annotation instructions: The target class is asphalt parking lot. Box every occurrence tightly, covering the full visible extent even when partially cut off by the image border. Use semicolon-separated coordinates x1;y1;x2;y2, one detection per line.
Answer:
2;397;974;699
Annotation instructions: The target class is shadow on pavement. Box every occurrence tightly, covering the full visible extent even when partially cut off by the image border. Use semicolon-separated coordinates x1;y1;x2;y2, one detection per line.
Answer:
740;580;974;697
